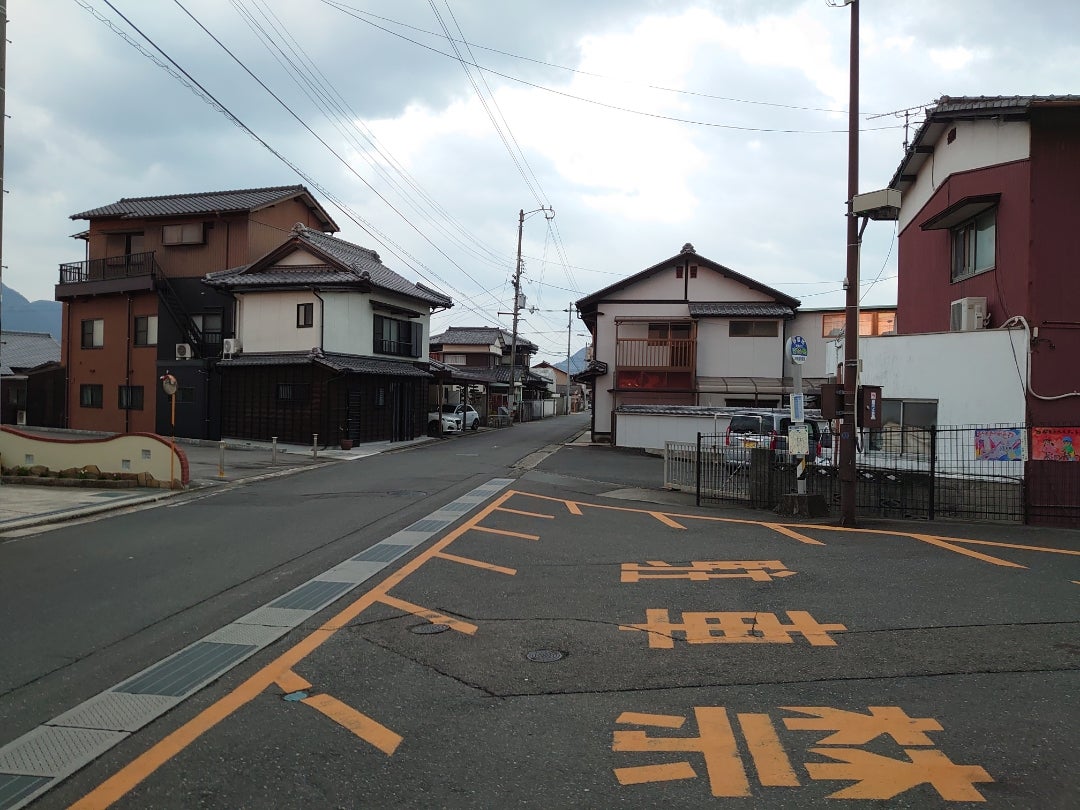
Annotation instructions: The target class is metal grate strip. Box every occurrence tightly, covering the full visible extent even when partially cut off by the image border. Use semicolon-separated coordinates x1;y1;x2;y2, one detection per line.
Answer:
270;580;353;611
404;519;448;533
49;692;179;733
352;543;411;563
113;642;255;697
0;774;52;810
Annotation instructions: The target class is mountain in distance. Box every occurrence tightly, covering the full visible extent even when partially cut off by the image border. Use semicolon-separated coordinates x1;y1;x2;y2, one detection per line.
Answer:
3;283;62;341
551;346;588;375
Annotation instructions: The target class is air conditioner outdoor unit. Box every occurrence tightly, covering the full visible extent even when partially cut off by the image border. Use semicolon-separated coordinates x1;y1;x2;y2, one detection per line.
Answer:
16;410;27;426
950;297;987;332
222;338;241;357
175;342;193;360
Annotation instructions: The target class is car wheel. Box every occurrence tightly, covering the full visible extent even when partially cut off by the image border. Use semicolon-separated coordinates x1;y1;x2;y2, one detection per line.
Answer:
471;419;479;430
427;420;439;436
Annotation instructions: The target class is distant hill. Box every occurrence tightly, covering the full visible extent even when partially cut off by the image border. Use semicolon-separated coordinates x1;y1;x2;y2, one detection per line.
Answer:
551;346;588;375
2;284;61;341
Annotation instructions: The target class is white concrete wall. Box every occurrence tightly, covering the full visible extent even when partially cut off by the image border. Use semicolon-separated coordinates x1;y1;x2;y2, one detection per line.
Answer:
697;320;784;377
0;428;186;485
616;413;735;451
900;119;1030;232
849;328;1028;425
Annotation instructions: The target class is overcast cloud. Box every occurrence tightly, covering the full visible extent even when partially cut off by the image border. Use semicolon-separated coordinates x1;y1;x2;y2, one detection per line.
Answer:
7;1;1080;362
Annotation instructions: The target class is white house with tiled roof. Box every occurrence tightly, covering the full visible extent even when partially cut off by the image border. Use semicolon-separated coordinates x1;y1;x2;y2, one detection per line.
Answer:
575;243;805;444
205;224;453;446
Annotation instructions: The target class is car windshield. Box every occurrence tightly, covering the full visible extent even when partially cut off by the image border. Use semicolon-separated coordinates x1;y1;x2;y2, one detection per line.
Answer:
729;416;765;434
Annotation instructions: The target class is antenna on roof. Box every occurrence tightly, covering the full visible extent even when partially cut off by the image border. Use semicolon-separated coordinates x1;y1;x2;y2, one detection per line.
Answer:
867;102;934;151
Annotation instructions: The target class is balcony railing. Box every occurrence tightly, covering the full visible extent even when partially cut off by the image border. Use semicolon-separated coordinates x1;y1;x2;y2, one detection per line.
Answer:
59;251;158;284
615;338;696;370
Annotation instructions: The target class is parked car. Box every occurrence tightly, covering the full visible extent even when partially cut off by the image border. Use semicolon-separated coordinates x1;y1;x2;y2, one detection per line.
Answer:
724;410;823;461
443;404;481;430
427;409;462;436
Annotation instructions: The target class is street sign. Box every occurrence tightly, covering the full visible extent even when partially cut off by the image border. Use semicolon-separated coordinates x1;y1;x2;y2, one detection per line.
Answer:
787;335;808;365
788;423;810;455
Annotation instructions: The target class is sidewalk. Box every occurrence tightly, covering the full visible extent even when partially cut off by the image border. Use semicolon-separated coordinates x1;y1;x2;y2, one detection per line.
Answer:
0;434;436;532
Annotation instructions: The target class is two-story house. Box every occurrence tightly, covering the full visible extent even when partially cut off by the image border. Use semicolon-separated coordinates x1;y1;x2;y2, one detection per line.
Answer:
575;243;802;443
56;186;337;438
205;224;452;446
889;95;1080;426
428;326;547;418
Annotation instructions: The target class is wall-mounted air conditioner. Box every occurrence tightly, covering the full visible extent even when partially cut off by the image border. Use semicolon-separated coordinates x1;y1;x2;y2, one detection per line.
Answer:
175;343;193;360
16;410;27;426
950;297;987;332
222;338;241;357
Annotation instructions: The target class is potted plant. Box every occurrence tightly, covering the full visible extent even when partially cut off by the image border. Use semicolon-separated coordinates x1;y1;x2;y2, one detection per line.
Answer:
339;429;354;451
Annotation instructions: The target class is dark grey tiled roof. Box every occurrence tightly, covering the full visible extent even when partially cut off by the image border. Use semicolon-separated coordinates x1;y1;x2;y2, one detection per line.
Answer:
430;326;538;352
206;226;453;308
428;359;492;382
71;185;328;221
933;95;1080;115
688;302;795;318
218;351;430;377
615;404;749;416
1;331;61;372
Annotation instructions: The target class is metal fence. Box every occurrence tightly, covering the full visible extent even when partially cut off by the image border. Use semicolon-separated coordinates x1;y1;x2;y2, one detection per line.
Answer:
668;424;1079;524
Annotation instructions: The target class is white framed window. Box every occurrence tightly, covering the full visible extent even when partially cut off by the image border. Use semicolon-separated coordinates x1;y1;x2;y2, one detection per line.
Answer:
444;354;466;365
297;302;314;328
951;209;996;281
134;315;158;346
162;223;205;245
81;318;104;349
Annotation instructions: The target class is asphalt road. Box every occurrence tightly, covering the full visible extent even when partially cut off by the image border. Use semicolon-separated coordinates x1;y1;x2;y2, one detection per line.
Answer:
2;414;1078;809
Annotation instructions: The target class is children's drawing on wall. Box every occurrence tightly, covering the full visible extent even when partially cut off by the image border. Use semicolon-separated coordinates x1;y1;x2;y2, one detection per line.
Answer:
1031;428;1079;461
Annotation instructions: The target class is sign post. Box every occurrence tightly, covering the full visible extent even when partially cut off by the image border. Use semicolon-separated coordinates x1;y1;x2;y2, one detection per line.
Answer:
787;337;809;496
160;373;178;486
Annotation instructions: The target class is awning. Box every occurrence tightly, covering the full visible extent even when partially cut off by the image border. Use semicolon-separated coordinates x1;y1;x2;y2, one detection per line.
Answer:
920;194;1000;230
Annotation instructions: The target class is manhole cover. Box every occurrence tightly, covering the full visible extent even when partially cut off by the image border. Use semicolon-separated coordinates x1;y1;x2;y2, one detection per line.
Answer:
526;649;566;663
410;623;451;635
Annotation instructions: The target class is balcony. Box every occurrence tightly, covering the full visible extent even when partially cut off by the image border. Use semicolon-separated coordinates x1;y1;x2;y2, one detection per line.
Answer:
614;337;696;391
56;251;159;299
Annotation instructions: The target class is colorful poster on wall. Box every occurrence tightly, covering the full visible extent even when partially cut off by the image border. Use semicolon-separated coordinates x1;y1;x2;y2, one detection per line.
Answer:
974;428;1025;461
1031;428;1080;461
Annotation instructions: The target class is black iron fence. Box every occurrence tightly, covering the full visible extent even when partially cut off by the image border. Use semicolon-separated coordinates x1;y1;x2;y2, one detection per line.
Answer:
689;424;1079;524
59;251;158;283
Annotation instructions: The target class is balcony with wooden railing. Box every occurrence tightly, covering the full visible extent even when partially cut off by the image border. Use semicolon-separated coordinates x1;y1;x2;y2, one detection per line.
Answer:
614;337;696;391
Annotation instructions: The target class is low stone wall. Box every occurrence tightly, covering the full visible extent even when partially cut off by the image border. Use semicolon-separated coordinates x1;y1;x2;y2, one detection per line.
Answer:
0;427;189;487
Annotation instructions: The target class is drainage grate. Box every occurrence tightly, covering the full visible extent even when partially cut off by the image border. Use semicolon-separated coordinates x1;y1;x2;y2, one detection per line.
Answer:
410;623;451;635
0;774;52;810
270;580;353;611
526;649;566;663
113;642;255;697
352;543;411;563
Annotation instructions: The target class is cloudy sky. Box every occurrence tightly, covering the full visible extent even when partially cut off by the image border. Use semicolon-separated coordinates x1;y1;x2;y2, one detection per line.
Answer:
7;1;1080;362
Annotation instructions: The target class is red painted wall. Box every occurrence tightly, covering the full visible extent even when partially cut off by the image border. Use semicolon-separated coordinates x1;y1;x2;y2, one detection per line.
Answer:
1028;108;1080;424
896;160;1031;335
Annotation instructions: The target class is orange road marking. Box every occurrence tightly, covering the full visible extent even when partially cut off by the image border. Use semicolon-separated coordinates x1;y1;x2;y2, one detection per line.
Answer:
300;693;402;755
376;594;478;634
696;706;751;797
274;669;311;693
614;761;697;785
616;712;686;729
565;501;584;515
762;523;826;545
906;533;1027;568
737;713;799;787
927;536;1080;556
649;512;686;529
496;507;555;519
472;525;541;541
70;488;517;810
435;551;517;575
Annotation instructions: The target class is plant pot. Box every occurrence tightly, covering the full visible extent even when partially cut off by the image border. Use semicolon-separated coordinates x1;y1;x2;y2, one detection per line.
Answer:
339;439;354;450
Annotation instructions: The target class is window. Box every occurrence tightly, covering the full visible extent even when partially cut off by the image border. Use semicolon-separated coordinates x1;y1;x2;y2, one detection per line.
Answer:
297;302;314;328
951;209;996;281
444;354;466;365
192;312;223;345
118;386;144;410
373;315;422;358
80;384;103;408
134;315;158;346
162;223;205;245
276;383;310;404
869;399;938;456
729;320;778;337
105;232;145;264
375;388;386;407
81;319;104;349
9;387;27;408
821;311;896;338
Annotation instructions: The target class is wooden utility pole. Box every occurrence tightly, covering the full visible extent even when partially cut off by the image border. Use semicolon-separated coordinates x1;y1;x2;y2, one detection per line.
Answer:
509;207;553;421
840;0;860;526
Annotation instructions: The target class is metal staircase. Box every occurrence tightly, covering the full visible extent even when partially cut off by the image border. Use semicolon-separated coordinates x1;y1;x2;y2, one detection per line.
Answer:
154;271;204;356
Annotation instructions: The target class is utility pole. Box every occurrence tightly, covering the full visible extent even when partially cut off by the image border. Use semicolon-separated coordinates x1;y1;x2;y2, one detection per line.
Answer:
565;302;573;415
509;206;553;421
1;4;7;469
840;0;860;526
